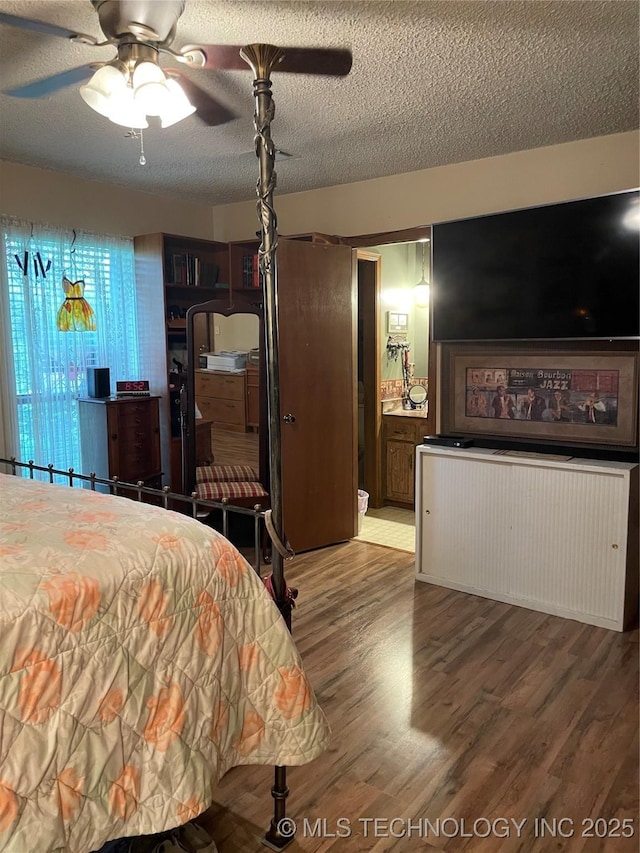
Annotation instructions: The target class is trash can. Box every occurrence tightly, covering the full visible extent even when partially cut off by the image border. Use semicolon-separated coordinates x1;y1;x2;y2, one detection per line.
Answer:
357;489;369;533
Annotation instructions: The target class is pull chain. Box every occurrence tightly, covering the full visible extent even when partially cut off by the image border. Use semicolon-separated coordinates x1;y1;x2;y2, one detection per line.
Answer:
125;128;147;166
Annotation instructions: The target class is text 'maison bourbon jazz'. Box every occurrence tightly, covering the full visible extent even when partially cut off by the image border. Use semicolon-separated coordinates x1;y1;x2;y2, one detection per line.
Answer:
465;366;619;426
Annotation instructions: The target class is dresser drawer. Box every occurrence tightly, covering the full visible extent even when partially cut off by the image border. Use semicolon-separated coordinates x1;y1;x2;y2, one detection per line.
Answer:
117;422;149;444
108;401;156;437
198;396;245;426
195;371;245;401
118;449;152;481
384;417;418;442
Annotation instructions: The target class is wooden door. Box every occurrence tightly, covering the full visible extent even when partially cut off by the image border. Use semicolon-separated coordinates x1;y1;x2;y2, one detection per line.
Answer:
277;239;357;552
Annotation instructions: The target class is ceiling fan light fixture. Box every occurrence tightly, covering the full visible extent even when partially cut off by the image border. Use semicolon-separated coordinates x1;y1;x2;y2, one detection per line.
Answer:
159;79;196;128
132;60;169;115
79;63;127;118
134;80;170;115
107;87;148;129
132;60;165;87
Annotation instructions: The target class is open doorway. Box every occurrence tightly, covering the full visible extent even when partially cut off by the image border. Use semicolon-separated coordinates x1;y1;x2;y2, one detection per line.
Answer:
352;231;432;552
356;250;382;507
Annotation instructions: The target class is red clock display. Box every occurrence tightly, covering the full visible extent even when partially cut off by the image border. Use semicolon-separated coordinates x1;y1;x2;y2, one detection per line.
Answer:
116;380;150;396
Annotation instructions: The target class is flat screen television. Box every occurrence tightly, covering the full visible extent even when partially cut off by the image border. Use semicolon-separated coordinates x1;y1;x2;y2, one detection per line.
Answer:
431;190;640;341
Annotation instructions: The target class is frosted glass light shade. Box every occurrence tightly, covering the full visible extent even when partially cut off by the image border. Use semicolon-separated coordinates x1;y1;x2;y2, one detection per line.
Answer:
132;61;165;86
133;61;169;115
80;59;194;129
160;79;196;127
79;65;127;117
108;87;149;129
414;282;430;307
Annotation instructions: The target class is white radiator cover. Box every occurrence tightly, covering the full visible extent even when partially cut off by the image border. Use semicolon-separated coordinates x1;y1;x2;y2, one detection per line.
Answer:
415;446;638;631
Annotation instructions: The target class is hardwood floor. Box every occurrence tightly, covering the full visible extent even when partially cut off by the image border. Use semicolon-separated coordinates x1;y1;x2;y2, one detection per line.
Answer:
199;540;639;852
210;427;259;470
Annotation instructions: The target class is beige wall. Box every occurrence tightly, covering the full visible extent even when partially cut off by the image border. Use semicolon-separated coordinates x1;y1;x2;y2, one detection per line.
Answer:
212;131;640;241
3;131;637;241
0;160;215;239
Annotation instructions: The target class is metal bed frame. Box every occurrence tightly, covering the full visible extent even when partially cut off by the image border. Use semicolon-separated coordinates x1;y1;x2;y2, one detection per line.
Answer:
1;41;307;853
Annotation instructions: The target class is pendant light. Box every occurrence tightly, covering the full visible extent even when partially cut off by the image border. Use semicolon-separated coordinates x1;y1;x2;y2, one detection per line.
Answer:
414;238;430;307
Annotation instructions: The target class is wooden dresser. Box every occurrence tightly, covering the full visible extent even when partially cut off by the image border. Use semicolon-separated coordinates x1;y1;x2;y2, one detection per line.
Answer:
245;364;260;430
77;396;162;485
195;369;247;432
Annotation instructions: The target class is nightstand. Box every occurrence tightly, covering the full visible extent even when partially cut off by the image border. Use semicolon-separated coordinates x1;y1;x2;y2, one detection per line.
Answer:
78;396;162;486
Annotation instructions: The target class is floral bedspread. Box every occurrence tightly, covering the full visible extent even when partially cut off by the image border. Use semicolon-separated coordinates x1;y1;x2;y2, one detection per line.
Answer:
0;475;329;853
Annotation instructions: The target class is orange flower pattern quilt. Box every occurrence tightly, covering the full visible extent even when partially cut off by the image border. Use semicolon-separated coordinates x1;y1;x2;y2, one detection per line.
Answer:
0;475;329;853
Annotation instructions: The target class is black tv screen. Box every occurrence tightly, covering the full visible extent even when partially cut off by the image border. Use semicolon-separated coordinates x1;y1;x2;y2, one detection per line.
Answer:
431;190;640;341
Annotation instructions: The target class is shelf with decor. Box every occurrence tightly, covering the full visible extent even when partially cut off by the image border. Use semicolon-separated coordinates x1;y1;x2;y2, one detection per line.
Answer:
228;239;263;297
162;234;229;289
228;234;342;299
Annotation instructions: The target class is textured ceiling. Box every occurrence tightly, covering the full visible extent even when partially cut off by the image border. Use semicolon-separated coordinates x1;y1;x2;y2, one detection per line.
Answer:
0;0;638;206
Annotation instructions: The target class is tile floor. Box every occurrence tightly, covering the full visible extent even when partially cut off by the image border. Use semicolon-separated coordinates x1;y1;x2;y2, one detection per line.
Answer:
355;504;416;552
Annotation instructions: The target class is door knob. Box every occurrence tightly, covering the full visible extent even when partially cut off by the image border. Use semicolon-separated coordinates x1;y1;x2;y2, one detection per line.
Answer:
283;413;296;424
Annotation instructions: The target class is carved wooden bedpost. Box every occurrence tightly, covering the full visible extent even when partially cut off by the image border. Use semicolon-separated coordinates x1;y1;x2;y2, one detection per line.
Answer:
240;43;293;851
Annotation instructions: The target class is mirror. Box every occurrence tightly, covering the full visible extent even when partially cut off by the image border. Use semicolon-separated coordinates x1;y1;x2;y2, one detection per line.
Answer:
185;300;267;494
408;384;427;408
196;312;260;472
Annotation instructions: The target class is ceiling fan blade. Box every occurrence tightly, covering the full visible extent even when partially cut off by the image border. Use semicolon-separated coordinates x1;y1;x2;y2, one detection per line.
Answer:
3;66;96;99
181;44;352;76
0;11;96;43
269;46;352;77
168;71;237;126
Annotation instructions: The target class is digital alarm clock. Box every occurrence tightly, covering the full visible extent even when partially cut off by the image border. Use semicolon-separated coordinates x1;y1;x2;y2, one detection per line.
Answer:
116;380;151;397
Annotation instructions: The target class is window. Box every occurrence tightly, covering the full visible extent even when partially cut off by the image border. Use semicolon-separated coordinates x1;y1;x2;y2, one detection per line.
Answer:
0;218;140;474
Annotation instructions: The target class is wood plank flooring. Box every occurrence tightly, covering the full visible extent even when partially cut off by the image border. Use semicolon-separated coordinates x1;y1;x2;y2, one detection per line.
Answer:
211;428;259;470
198;540;639;852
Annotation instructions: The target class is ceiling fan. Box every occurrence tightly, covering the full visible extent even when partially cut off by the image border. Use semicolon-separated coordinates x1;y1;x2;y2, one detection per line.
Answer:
2;5;351;615
0;0;352;128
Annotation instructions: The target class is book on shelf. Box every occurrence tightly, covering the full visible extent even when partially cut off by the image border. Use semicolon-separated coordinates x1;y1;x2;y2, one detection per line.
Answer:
252;253;261;288
170;253;186;285
241;252;263;289
169;253;216;287
200;261;219;288
185;254;199;286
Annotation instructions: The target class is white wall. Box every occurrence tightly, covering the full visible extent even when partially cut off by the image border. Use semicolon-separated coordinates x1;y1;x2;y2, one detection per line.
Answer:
212;132;640;241
210;313;260;353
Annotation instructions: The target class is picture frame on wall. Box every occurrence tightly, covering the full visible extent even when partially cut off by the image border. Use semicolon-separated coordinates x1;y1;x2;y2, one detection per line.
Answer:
444;346;639;447
387;311;409;332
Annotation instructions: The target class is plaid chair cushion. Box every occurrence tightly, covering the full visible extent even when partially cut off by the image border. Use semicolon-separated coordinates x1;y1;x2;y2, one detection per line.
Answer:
196;464;258;484
196;480;269;501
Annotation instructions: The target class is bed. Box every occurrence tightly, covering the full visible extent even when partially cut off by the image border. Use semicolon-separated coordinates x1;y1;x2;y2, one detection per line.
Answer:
1;43;325;853
0;472;329;853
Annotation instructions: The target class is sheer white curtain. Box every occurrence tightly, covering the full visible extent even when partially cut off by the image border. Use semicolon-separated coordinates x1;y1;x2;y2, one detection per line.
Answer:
0;216;140;472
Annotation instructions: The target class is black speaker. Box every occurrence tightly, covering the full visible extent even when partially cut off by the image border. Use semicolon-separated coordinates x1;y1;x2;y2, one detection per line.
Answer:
87;367;110;398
